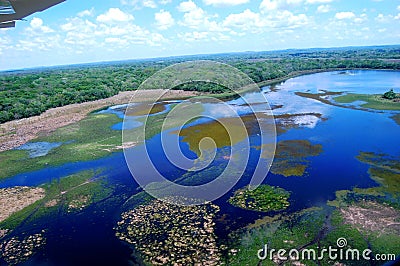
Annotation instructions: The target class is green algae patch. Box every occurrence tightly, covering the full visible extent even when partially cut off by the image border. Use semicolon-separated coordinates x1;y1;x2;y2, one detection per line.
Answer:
328;152;400;209
355;152;400;198
174;117;249;156
271;161;307;177
334;93;400;110
391;113;400;125
228;185;290;212
124;102;167;116
257;140;323;177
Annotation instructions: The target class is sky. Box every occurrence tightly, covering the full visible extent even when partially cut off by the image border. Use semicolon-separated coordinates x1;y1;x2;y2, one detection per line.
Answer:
0;0;399;70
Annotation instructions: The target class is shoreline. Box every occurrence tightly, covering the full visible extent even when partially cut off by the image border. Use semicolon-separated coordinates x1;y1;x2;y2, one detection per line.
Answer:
0;89;198;152
0;68;398;152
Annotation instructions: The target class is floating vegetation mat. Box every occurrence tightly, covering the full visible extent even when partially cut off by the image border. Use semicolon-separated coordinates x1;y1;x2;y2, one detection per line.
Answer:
115;197;222;265
257;140;323;177
228;185;290;212
0;232;46;265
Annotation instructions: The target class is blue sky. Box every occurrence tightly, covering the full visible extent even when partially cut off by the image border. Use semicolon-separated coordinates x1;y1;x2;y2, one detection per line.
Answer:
1;0;399;70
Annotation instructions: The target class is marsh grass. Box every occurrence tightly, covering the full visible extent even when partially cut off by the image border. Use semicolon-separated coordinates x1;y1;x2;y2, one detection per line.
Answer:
0;114;122;180
334;93;400;110
0;170;112;230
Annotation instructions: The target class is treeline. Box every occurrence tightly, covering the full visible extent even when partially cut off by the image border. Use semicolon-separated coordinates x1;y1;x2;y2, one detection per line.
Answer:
1;46;399;123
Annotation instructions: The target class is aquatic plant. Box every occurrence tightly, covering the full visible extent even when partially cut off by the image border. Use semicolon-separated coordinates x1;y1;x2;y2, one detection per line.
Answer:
228;185;290;212
115;197;222;265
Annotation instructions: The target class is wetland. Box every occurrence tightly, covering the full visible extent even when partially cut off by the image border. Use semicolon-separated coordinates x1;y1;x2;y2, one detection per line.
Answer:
0;70;399;265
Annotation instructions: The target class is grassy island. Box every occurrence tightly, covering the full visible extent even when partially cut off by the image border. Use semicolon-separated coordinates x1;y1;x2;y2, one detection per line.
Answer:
334;93;400;110
228;185;290;212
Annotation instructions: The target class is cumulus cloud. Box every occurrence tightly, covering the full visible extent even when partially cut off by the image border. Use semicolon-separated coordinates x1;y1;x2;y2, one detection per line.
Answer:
260;0;303;13
223;9;262;31
78;8;94;17
335;11;355;19
155;10;175;30
177;1;223;31
306;0;333;4
202;0;249;7
121;0;157;9
317;4;331;13
177;1;197;12
354;13;367;23
97;8;134;23
223;9;308;33
178;31;209;42
29;18;54;33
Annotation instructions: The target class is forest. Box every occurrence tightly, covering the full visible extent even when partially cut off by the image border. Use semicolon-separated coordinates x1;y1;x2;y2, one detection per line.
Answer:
1;45;399;123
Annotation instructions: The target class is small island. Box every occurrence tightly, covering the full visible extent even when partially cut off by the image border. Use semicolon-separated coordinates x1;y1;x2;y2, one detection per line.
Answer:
228;185;290;212
333;88;400;111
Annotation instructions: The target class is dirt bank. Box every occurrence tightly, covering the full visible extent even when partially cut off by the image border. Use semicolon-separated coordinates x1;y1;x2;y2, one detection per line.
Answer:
0;89;198;152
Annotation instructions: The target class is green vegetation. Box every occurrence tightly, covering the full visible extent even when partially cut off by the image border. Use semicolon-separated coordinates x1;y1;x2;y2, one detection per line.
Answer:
229;208;326;266
0;170;113;229
115;197;221;265
391;114;400;125
356;152;400;198
1;46;399;123
328;152;400;208
174;116;249;156
257;140;323;177
383;89;397;100
228;185;290;212
334;93;400;110
0;101;204;180
0;113;122;179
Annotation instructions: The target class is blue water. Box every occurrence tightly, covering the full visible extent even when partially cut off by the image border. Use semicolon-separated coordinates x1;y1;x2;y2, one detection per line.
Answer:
98;102;178;130
1;70;399;266
15;142;64;158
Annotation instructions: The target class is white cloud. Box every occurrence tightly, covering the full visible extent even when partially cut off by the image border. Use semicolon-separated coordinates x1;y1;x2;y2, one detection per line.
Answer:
29;18;54;34
155;10;175;30
260;0;303;13
375;13;394;23
335;11;355;20
223;9;308;33
97;8;134;23
397;5;400;11
178;31;209;42
143;0;157;8
0;36;10;55
354;13;367;23
306;0;333;4
78;8;94;17
105;37;129;46
121;0;157;9
177;1;197;12
202;0;249;7
317;4;330;13
177;1;223;31
30;17;43;28
223;9;262;31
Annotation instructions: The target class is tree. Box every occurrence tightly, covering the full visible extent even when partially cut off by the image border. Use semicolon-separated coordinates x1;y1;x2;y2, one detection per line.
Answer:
383;89;397;100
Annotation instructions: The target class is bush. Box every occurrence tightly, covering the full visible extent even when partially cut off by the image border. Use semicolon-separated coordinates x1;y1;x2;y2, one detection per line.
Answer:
383;89;397;100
